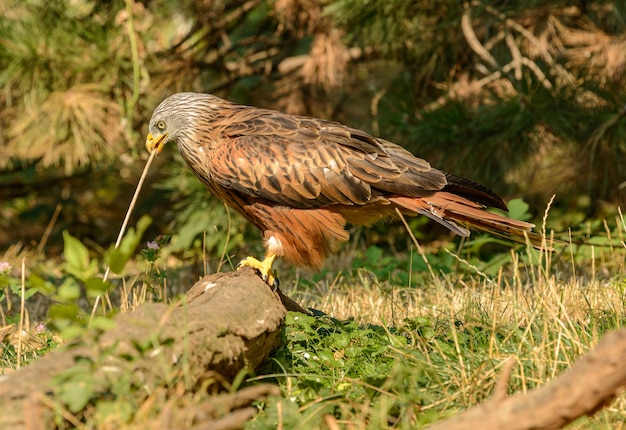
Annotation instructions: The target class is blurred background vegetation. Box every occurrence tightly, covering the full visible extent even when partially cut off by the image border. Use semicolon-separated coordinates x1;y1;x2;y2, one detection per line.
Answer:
1;0;625;268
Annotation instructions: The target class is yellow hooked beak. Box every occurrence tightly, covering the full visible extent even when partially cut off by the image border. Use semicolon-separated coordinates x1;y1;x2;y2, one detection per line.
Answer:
145;132;168;154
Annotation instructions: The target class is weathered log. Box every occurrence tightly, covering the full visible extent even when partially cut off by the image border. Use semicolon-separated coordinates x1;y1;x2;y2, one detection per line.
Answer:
428;328;626;430
0;268;290;429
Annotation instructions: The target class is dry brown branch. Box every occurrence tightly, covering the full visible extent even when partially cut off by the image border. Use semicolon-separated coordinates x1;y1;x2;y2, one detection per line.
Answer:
277;47;366;76
431;4;566;112
505;32;523;80
521;57;552;88
423;69;506;112
428;328;626;430
0;268;296;429
461;9;498;69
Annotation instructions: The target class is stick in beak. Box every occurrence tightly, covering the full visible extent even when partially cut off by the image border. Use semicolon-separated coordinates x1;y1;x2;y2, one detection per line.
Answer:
146;132;168;154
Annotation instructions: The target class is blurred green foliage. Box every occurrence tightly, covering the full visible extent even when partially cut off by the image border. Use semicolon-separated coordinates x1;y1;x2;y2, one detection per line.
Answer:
0;0;625;264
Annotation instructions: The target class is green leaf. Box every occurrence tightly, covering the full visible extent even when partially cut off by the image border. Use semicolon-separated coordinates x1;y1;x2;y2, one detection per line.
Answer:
58;376;96;413
63;230;90;274
95;400;134;424
90;316;116;331
317;349;336;364
60;324;87;341
57;278;81;301
5;280;39;300
365;245;383;262
28;273;56;295
85;277;109;298
62;231;99;281
49;303;81;321
506;198;531;221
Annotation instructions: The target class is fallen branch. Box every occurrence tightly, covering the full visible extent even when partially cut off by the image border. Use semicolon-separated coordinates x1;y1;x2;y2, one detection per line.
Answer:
0;268;293;429
428;328;626;430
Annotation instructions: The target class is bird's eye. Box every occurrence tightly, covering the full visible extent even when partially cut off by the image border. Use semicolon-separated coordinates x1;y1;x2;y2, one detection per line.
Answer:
156;120;166;130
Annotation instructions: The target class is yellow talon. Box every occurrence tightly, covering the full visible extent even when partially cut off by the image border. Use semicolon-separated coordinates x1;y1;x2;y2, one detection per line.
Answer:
237;254;279;289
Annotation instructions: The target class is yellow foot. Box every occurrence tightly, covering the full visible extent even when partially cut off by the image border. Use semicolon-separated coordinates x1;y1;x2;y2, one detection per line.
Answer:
237;255;279;289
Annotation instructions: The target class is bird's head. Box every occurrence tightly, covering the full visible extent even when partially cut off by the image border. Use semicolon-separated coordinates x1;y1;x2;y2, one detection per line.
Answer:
145;93;201;154
145;117;171;155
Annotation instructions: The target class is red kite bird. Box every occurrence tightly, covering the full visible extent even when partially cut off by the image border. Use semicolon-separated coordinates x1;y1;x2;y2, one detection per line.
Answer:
146;93;541;286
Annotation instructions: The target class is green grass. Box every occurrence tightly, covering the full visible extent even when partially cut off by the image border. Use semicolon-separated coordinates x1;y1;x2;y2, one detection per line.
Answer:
1;214;625;428
245;248;626;429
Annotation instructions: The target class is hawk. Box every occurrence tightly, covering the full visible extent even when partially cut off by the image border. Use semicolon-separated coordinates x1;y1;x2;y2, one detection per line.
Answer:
146;92;541;286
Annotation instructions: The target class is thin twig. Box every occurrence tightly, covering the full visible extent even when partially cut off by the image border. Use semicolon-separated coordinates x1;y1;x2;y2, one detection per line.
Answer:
16;257;26;369
395;208;437;281
36;202;62;255
618;207;626;249
89;149;158;325
443;247;496;286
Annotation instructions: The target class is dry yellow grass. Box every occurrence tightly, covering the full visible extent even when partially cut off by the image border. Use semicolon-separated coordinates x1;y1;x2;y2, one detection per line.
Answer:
284;233;626;427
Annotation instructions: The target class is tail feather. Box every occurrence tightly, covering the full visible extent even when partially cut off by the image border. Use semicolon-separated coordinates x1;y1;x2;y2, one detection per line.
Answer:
390;192;547;248
443;173;508;211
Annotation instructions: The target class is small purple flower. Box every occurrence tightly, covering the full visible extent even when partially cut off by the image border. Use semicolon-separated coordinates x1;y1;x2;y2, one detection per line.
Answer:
35;323;47;334
0;261;11;273
146;241;159;250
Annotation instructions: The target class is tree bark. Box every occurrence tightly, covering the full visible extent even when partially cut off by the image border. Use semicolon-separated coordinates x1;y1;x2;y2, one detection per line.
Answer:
0;267;291;429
